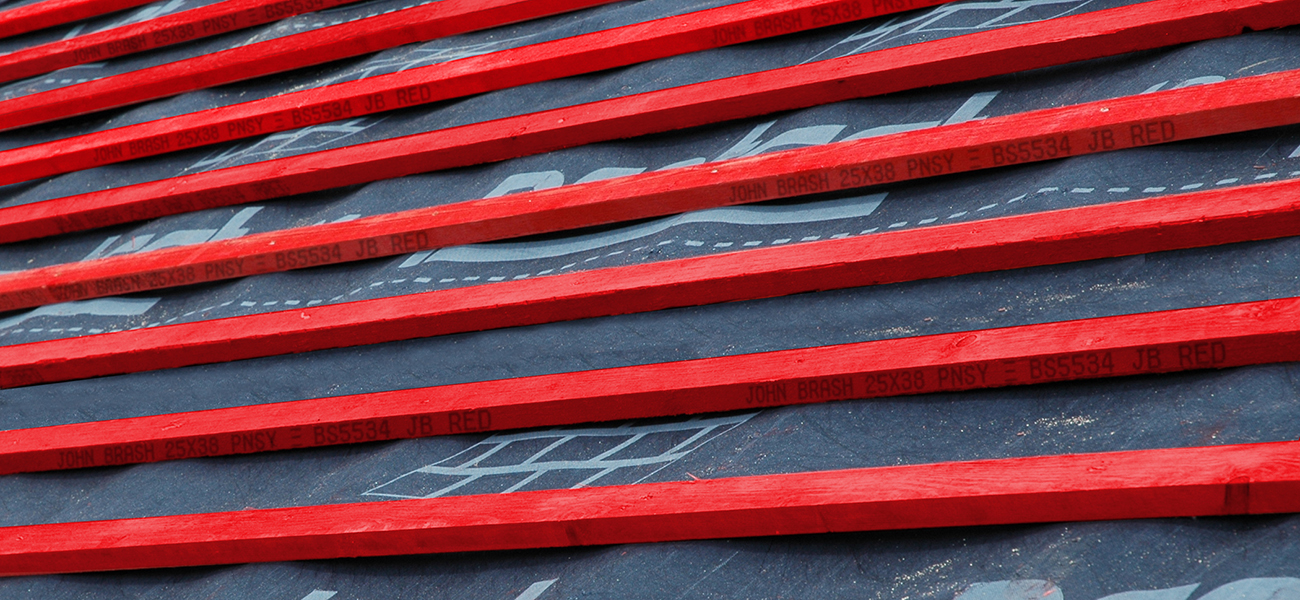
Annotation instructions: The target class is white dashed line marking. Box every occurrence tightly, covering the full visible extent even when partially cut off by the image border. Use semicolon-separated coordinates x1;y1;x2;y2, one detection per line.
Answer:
513;580;559;600
24;167;1283;342
298;590;337;600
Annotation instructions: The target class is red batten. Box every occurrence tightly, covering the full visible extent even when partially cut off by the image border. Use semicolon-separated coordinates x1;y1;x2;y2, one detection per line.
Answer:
3;175;1300;389
0;0;361;84
0;0;156;39
1;0;1295;238
3;0;1296;584
4;293;1300;470
0;0;621;131
0;440;1297;574
1;69;1298;310
0;0;954;182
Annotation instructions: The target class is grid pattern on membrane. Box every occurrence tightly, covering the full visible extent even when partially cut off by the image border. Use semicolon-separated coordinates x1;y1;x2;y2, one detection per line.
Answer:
364;413;757;499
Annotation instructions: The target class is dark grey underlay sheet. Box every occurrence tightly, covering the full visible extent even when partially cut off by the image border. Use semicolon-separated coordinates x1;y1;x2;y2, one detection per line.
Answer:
0;0;230;56
0;0;1164;185
4;26;1299;271
0;122;1295;347
0;27;1295;345
0;0;1295;594
0;519;1296;599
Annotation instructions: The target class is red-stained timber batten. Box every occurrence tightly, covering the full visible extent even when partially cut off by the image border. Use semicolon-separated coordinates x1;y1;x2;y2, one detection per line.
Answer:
0;0;360;84
2;0;1295;238
1;69;1298;310
0;0;155;39
0;440;1297;575
4;293;1300;471
0;0;620;129
3;176;1300;390
0;0;955;181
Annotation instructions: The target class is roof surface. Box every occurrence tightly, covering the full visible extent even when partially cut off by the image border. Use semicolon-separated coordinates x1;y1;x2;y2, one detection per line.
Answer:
1;0;1299;597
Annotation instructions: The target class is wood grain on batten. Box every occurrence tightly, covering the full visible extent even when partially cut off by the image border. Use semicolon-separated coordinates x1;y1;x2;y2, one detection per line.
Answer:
0;0;362;85
0;0;157;39
2;68;1299;307
0;0;622;131
0;0;956;177
1;173;1299;388
0;440;1296;575
0;294;1297;471
2;0;1295;239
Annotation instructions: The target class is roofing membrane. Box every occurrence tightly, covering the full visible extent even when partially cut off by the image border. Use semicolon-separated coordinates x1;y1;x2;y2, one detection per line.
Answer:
0;0;1299;595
